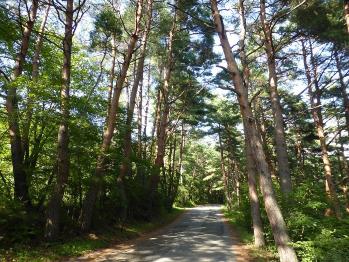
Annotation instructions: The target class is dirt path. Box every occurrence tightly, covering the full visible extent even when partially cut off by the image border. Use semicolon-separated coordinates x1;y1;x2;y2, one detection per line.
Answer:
72;205;238;262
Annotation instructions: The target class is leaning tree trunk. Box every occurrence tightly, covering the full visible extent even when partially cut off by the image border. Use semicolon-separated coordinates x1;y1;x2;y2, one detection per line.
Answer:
237;0;265;247
260;0;292;194
117;0;153;217
301;39;341;219
80;0;144;232
151;3;178;198
45;0;74;240
245;139;266;247
6;0;38;207
211;1;298;260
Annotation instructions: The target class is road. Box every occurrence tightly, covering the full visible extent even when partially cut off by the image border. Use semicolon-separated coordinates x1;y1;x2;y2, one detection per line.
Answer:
75;205;235;262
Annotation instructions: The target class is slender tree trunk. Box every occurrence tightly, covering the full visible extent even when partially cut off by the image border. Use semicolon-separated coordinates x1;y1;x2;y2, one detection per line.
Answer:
218;129;232;209
107;35;117;122
23;2;50;165
143;64;151;158
152;3;178;194
6;0;38;207
80;0;144;232
254;98;278;178
237;0;265;247
118;0;153;211
211;2;297;260
301;40;341;219
260;0;291;194
150;85;162;160
137;80;143;157
178;122;184;184
45;0;74;240
246;140;266;247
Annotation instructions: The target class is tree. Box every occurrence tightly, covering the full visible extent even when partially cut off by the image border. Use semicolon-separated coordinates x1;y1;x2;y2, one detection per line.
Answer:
80;0;144;232
210;1;298;260
5;0;39;208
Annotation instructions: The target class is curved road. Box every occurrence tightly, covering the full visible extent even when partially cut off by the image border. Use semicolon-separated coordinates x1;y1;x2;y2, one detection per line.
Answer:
75;205;235;262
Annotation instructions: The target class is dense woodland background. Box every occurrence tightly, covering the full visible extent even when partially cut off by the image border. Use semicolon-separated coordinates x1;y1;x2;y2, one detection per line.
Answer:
1;0;349;261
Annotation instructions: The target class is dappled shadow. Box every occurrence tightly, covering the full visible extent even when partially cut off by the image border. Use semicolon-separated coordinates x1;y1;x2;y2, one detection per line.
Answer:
74;205;235;262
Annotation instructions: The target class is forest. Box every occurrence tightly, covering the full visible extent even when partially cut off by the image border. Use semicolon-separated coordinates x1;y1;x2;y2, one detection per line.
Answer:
1;0;349;261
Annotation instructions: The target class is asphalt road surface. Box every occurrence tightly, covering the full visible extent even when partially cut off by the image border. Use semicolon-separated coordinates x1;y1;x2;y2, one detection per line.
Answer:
76;205;235;262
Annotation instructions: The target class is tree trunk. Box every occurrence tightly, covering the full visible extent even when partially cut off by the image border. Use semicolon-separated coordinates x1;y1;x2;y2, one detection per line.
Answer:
218;129;232;209
150;85;162;160
237;0;265;247
107;35;117;122
142;64;151;159
119;0;153;182
260;0;291;194
152;3;178;194
6;0;38;207
45;0;74;240
245;139;266;247
211;2;298;260
80;0;144;232
301;39;341;219
22;1;50;165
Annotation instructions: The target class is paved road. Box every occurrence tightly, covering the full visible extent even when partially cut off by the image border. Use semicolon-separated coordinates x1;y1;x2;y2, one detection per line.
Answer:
76;205;235;262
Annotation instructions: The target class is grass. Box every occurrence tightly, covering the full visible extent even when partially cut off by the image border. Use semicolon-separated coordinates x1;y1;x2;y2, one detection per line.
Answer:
222;207;277;262
0;207;185;262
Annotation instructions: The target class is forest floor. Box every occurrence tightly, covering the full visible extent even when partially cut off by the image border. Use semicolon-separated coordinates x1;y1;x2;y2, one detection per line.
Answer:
68;205;248;262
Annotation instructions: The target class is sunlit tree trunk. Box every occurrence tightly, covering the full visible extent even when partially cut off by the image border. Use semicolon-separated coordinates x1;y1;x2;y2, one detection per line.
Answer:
211;1;297;260
6;0;38;207
80;0;144;232
152;3;178;200
260;0;291;194
237;0;265;247
301;39;341;219
118;0;153;195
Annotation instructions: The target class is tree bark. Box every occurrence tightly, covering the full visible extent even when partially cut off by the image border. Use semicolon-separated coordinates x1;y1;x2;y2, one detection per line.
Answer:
211;1;297;260
218;128;232;209
301;39;341;219
107;35;117;122
245;139;266;247
80;0;144;232
119;0;153;182
45;0;74;240
152;3;178;193
5;0;38;207
237;0;265;247
142;64;151;159
22;2;51;165
260;0;292;194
